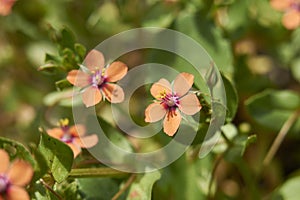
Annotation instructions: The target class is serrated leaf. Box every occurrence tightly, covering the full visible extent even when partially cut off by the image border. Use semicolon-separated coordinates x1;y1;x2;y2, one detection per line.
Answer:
38;132;73;183
0;136;36;168
127;171;161;200
60;27;76;49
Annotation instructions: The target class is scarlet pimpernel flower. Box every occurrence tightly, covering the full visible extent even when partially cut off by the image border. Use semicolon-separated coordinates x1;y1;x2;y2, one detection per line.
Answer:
67;49;128;107
145;72;202;136
0;149;33;200
47;119;98;158
0;0;16;16
270;0;300;29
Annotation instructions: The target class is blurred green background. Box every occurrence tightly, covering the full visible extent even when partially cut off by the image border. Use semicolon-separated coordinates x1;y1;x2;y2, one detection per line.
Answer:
1;0;300;199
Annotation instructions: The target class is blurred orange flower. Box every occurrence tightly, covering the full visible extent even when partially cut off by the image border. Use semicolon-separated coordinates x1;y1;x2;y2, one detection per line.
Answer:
0;149;33;200
270;0;300;29
67;49;128;107
47;119;98;157
145;73;202;136
0;0;16;16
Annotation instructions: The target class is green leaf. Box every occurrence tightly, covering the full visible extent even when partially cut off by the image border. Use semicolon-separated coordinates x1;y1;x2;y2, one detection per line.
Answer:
43;89;81;107
74;43;86;62
0;136;36;168
60;27;76;49
78;178;122;200
38;132;74;183
142;3;176;28
38;63;62;74
127;171;161;200
222;73;238;122
272;176;300;200
175;10;233;75
55;79;72;91
245;89;300;136
291;58;300;83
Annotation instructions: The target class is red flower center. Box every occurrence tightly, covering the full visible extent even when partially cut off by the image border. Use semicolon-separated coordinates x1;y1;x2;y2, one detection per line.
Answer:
162;93;180;108
0;175;9;194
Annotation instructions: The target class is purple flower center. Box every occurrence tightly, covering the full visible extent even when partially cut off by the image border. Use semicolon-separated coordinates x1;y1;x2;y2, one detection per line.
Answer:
291;2;300;11
0;175;9;194
162;93;180;108
60;126;74;143
91;70;107;88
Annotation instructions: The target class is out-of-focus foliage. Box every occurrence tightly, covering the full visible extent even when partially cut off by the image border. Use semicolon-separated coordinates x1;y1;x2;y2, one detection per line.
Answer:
1;0;300;199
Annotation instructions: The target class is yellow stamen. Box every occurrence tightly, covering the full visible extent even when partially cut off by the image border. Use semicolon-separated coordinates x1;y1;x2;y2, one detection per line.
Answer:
156;90;167;99
58;118;69;127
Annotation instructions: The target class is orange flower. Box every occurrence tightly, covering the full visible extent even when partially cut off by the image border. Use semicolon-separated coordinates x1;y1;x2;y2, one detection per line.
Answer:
67;49;128;107
270;0;300;29
0;149;33;200
47;119;98;157
0;0;16;16
145;72;202;136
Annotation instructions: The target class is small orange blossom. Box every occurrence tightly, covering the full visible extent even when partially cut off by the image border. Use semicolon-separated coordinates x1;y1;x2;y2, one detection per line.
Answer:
67;49;128;107
0;149;33;200
145;72;202;136
47;119;98;158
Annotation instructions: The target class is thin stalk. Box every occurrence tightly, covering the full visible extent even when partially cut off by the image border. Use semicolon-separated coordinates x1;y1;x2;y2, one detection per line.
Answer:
112;174;136;200
263;109;300;166
68;167;129;178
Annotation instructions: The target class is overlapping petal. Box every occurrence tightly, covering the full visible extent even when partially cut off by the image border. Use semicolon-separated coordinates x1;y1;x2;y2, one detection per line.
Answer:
7;186;30;200
82;86;102;107
150;79;171;100
7;160;33;186
74;134;99;148
102;83;125;103
105;61;128;82
282;9;300;29
46;128;64;140
163;110;182;136
0;149;9;173
67;143;81;158
67;70;90;87
270;0;292;11
179;93;202;115
145;102;167;122
173;72;194;97
69;124;86;137
84;49;105;71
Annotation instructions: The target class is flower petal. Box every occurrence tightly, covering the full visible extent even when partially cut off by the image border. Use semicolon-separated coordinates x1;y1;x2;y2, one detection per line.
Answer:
0;149;9;173
0;0;16;16
282;10;300;30
179;93;202;115
145;102;167;122
105;61;128;82
69;124;86;137
173;72;194;97
82;86;102;107
84;49;105;71
73;134;98;148
270;0;292;11
7;160;33;186
68;143;81;158
150;79;172;100
67;70;91;87
163;109;181;136
102;83;125;103
7;186;30;200
47;128;64;140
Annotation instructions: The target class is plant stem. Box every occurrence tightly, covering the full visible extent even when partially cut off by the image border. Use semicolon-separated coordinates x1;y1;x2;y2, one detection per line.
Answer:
112;174;136;200
263;109;300;166
40;178;63;200
68;167;129;178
